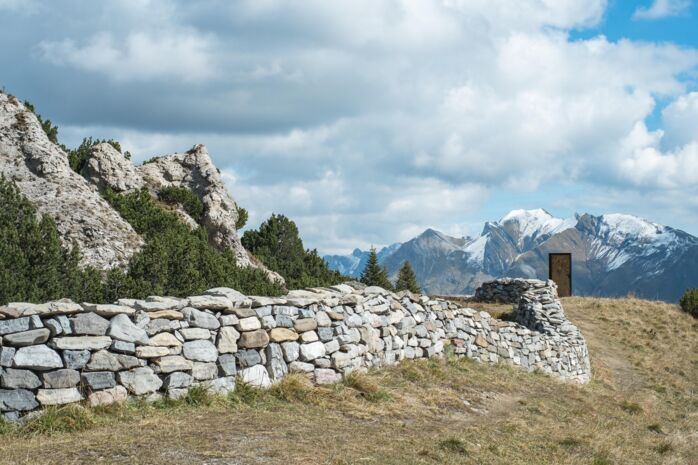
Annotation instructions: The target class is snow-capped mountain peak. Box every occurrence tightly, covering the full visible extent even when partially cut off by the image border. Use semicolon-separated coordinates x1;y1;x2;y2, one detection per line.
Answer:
324;209;698;301
498;208;576;250
599;214;669;245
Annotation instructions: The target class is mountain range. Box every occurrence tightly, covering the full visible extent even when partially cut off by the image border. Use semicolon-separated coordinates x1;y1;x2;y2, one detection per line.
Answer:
324;209;698;302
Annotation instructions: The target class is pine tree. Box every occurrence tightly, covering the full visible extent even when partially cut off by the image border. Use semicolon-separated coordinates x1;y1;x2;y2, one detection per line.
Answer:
359;247;393;290
395;261;420;294
242;213;344;289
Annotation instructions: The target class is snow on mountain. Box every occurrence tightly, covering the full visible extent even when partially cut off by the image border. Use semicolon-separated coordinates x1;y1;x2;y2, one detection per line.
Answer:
325;209;698;301
499;208;577;250
462;234;488;265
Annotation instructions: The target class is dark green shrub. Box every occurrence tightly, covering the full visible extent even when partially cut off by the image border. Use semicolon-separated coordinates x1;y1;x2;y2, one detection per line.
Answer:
0;177;105;305
104;189;284;298
157;186;205;224
679;288;698;318
235;207;248;230
242;213;345;289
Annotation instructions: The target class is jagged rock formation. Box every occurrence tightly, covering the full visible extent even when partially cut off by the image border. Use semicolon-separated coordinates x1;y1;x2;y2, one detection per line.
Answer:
85;143;284;284
0;93;143;270
82;143;144;193
0;279;590;421
0;89;280;284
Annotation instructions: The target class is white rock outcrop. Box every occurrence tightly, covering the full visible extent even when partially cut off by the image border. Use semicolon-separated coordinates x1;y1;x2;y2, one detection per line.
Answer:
0;93;143;270
85;141;283;283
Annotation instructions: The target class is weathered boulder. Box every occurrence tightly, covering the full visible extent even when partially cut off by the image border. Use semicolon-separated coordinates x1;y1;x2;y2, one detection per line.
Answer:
0;389;38;411
12;345;63;370
70;313;109;336
136;144;282;283
3;328;50;346
118;367;163;395
182;307;220;330
182;340;218;362
36;388;83;406
1;369;42;389
42;369;80;389
108;314;149;344
82;372;117;391
238;329;269;349
82;142;145;193
50;336;112;351
88;385;128;407
239;365;271;388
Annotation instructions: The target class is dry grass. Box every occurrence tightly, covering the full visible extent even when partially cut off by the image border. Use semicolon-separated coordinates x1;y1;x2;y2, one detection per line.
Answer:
0;297;696;465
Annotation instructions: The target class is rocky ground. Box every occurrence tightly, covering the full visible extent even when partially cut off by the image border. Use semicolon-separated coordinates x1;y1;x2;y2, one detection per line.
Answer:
0;296;695;465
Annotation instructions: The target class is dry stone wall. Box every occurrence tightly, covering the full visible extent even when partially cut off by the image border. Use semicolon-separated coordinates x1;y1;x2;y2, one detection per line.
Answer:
0;279;590;421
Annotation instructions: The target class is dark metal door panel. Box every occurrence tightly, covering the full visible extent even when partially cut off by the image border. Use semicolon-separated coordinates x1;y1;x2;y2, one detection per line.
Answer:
549;253;572;297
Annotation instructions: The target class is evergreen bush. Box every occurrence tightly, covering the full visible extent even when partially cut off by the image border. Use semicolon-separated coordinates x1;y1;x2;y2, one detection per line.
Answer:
679;288;698;318
395;261;420;294
0;177;104;304
359;247;393;290
242;214;344;289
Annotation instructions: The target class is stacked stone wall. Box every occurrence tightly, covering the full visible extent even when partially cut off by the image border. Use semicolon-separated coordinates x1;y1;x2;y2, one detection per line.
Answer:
0;279;590;421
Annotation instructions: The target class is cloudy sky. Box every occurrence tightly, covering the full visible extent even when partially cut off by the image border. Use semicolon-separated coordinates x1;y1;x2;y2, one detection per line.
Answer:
1;0;697;254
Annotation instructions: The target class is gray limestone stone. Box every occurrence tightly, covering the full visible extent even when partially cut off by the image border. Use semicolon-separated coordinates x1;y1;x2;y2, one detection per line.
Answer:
163;372;193;389
281;341;300;363
1;368;42;389
42;369;80;389
265;343;288;382
70;312;110;336
110;340;136;354
182;340;217;362
86;350;140;371
191;362;217;381
0;389;39;412
0;347;16;367
82;371;116;391
235;349;262;368
12;345;63;370
217;354;237;377
182;307;220;330
108;314;149;344
62;350;91;370
3;328;50;347
239;365;271;388
36;388;83;406
118;367;163;395
299;341;326;362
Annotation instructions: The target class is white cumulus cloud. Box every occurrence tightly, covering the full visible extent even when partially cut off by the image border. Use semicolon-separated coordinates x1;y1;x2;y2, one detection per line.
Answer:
633;0;692;20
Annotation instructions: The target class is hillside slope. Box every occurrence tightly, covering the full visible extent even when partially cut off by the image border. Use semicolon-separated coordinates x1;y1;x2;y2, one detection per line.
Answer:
1;297;695;465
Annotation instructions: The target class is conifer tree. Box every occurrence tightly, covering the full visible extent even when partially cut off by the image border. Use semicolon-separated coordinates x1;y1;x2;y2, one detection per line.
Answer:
242;213;344;289
359;247;393;290
395;261;420;294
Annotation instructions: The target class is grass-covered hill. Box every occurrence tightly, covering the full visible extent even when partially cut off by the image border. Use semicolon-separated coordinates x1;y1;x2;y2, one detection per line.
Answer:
1;296;695;465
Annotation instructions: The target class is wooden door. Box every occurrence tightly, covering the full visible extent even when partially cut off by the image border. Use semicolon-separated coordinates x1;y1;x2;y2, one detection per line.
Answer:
549;253;572;297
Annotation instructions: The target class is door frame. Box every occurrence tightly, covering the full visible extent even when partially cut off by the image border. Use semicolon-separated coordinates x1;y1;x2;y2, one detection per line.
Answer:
548;252;572;296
